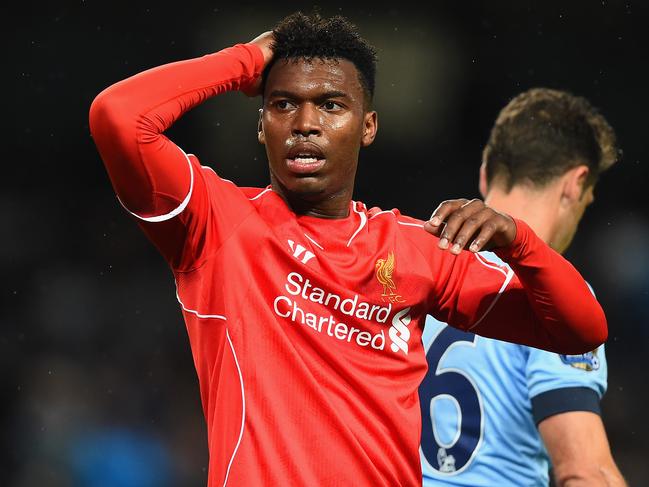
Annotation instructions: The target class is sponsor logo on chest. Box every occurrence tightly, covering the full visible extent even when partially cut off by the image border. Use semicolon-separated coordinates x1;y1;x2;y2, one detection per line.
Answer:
273;248;413;355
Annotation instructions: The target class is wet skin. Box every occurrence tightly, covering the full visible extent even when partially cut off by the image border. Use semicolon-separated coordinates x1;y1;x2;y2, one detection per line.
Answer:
253;46;515;253
258;58;378;218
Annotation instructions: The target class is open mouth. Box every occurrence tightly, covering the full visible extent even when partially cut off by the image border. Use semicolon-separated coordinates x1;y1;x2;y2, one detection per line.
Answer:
286;145;326;174
286;154;326;174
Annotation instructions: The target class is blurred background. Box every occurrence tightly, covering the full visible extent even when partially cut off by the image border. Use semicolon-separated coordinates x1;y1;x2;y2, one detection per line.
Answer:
2;1;647;485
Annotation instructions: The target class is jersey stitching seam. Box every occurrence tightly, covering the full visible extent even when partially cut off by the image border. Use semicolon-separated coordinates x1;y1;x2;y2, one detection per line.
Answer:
173;208;258;274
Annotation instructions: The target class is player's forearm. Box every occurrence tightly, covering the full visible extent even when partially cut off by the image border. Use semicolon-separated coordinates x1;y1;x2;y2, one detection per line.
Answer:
495;219;607;354
89;44;264;214
90;43;263;133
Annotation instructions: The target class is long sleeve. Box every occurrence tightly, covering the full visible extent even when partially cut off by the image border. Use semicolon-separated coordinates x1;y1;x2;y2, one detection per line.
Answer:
483;218;608;353
89;44;265;269
408;217;607;355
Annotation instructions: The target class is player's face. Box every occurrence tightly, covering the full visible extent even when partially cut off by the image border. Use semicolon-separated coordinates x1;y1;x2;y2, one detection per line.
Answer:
259;58;377;209
555;184;595;253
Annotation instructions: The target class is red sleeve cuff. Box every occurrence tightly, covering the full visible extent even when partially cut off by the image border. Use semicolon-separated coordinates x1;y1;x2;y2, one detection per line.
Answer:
241;43;266;78
493;217;532;261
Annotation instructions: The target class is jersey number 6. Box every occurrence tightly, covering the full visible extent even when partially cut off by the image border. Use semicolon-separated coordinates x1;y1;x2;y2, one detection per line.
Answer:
419;326;483;474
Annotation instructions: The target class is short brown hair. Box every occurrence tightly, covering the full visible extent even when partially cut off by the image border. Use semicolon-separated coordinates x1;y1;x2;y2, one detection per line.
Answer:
483;88;619;191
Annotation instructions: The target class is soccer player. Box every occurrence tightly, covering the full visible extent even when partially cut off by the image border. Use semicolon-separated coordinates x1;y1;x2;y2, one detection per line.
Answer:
89;12;607;486
420;88;626;486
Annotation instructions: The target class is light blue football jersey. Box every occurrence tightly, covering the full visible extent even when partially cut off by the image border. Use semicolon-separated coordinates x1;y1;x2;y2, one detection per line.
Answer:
420;252;607;486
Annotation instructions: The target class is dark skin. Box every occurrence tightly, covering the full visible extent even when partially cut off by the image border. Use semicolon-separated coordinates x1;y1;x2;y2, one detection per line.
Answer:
248;32;516;253
259;57;376;218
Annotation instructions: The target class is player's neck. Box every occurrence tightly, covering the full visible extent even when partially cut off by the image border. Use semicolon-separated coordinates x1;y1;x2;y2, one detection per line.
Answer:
272;183;353;219
484;185;561;249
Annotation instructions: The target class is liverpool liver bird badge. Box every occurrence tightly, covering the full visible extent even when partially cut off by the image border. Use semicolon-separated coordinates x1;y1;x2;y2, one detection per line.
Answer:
375;252;404;303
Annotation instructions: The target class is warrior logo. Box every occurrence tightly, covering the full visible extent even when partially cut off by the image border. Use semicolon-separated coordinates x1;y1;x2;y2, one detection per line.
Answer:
389;307;412;354
375;251;405;303
288;239;315;264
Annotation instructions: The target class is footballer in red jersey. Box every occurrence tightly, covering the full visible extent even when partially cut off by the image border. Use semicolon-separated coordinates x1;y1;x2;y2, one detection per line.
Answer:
89;12;607;487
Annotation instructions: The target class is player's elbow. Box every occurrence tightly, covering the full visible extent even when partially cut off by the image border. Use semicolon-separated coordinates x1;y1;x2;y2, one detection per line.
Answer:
554;330;607;356
555;309;608;355
89;90;108;125
577;310;608;353
591;319;608;349
90;89;122;136
586;297;609;348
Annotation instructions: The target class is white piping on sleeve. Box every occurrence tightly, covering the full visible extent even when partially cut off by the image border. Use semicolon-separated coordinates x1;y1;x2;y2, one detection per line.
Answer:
346;202;367;247
368;210;424;228
118;147;195;222
369;210;396;220
201;165;221;178
202;165;217;175
474;252;509;278
467;265;514;331
397;221;424;228
223;328;245;486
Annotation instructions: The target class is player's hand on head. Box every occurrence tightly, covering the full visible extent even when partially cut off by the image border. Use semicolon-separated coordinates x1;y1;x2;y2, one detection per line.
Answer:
243;31;275;98
424;198;517;255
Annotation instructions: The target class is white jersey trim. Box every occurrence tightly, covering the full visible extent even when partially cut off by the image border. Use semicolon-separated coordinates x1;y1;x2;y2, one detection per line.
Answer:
249;187;273;201
304;233;324;250
223;328;246;487
398;220;425;228
467;255;514;330
175;285;227;321
202;165;217;176
474;252;509;278
118;147;195;222
368;210;425;229
201;165;236;187
346;202;368;247
369;209;396;220
173;284;241;484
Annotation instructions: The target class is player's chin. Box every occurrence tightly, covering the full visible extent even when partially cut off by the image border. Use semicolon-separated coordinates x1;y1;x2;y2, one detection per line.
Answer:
286;177;328;198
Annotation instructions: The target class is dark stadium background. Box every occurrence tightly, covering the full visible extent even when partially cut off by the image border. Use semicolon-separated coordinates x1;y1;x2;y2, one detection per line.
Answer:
3;2;648;485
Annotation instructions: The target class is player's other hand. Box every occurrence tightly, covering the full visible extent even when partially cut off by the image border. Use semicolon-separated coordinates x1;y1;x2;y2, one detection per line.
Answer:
424;199;517;255
243;31;275;97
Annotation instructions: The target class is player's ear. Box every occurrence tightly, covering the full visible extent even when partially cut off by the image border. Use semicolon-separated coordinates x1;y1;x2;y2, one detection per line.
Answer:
257;108;265;145
478;162;488;198
561;165;590;205
361;111;378;147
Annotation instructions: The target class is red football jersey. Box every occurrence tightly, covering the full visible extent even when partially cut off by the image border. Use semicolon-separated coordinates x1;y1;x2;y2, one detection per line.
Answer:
89;43;607;486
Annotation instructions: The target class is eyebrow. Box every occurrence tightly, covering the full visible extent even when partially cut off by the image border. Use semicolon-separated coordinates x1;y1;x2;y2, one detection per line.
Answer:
268;89;350;101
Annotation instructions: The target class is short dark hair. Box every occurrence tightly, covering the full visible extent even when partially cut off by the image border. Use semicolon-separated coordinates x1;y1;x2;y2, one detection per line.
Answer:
262;11;378;106
483;88;620;191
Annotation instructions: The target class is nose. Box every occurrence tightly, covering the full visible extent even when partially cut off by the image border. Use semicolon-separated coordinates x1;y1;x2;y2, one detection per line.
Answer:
292;103;321;137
